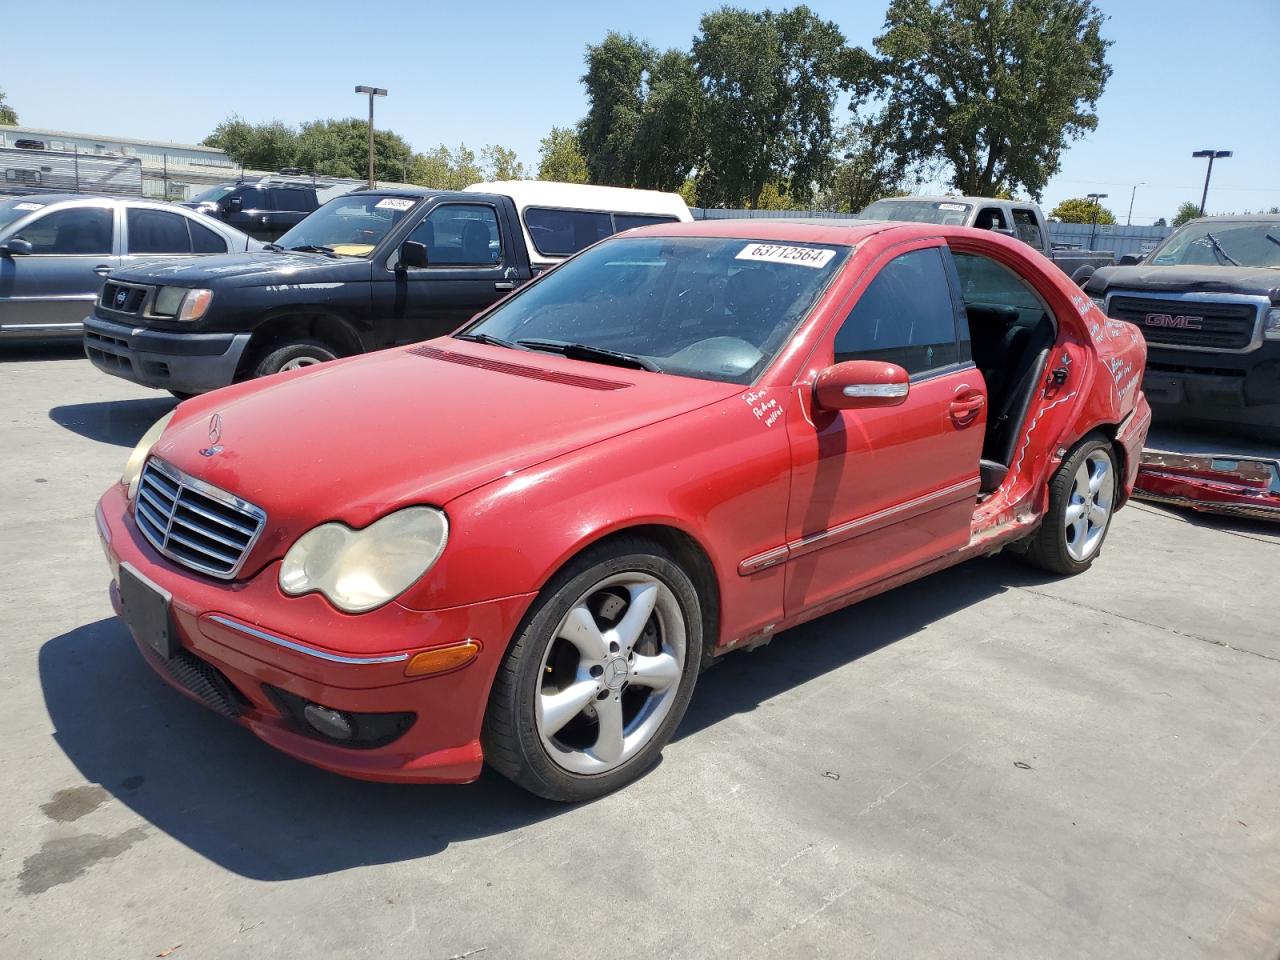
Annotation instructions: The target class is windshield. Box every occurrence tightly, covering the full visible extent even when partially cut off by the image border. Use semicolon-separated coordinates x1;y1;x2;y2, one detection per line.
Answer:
460;235;850;384
858;199;972;225
188;184;236;205
274;194;419;256
0;198;46;234
1149;220;1280;268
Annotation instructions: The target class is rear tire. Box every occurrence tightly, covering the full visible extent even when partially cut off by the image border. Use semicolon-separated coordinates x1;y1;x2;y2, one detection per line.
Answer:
252;339;338;378
482;537;703;802
1021;437;1117;576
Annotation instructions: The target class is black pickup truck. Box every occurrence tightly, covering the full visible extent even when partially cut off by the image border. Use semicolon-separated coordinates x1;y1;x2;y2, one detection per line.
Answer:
83;188;533;395
1084;215;1280;438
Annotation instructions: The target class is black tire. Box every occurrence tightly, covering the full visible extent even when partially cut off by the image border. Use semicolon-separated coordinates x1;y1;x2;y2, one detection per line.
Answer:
252;339;339;378
482;537;703;802
1021;436;1117;576
168;390;197;401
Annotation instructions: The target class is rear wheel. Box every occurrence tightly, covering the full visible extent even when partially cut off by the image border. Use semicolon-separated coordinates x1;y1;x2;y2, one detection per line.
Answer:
1022;437;1117;575
482;538;703;801
252;339;338;378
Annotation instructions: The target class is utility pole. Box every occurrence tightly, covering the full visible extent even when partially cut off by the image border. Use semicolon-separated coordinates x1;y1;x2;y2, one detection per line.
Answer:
1192;149;1231;216
1086;192;1108;250
1126;182;1144;227
355;85;388;189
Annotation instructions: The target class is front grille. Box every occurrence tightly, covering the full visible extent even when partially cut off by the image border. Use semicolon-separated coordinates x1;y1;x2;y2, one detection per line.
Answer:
100;281;149;315
1108;295;1260;351
134;458;266;579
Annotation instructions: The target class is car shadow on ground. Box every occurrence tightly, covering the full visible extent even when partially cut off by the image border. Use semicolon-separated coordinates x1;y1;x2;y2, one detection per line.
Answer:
49;397;176;448
0;339;85;362
40;555;1043;881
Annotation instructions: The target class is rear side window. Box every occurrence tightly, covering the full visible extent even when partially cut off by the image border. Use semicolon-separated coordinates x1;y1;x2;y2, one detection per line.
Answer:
524;208;613;257
188;217;228;253
269;189;315;212
614;214;679;230
834;247;961;376
1011;209;1044;248
17;207;113;254
127;208;192;254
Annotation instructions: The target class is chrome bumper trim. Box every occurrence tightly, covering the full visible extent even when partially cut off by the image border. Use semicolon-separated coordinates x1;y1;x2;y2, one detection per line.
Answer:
207;614;410;665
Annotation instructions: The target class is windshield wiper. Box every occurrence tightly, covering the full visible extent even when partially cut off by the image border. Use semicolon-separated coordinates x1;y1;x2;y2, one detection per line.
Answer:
290;244;339;257
1204;232;1241;267
263;242;285;252
454;332;526;350
517;339;661;372
1265;232;1280;249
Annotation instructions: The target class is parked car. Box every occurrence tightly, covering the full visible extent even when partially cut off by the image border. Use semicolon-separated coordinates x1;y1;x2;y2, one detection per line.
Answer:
0;194;261;340
464;179;692;273
858;196;1115;283
1085;215;1280;439
179;175;350;242
83;184;690;396
97;219;1150;800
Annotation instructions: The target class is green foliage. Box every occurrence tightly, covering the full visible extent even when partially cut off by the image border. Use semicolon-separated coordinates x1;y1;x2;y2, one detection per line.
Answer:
481;144;526;182
409;144;483;190
694;5;848;206
848;0;1112;200
678;178;699;208
1172;201;1202;227
1050;197;1116;224
0;87;17;125
203;116;297;171
537;127;589;184
816;123;907;212
292;118;414;182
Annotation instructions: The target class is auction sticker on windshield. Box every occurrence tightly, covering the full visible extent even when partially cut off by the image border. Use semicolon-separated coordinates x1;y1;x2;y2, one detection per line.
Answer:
736;243;836;268
375;198;416;211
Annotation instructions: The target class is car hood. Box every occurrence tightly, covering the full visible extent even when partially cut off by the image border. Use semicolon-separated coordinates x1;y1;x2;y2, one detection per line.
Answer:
152;341;741;570
108;251;369;288
1093;264;1280;301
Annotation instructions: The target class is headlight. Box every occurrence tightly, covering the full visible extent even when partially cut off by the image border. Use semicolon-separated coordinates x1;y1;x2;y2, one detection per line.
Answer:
1265;307;1280;341
153;287;213;321
279;507;449;613
121;411;175;499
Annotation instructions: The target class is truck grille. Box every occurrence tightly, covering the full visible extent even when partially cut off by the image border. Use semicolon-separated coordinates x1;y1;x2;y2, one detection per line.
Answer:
1107;295;1260;352
100;281;150;315
134;459;266;579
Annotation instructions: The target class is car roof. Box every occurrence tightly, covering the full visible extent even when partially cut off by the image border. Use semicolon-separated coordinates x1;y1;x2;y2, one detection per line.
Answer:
0;192;93;205
619;217;923;245
466;180;692;218
1186;214;1280;224
866;195;1032;207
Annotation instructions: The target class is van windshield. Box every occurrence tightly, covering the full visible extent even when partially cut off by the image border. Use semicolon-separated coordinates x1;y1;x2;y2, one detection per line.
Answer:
274;194;419;256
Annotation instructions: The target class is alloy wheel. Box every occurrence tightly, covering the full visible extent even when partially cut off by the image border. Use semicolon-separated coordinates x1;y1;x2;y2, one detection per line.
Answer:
1064;449;1114;562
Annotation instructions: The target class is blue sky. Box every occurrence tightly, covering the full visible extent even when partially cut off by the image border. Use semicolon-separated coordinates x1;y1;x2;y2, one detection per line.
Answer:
4;0;1276;223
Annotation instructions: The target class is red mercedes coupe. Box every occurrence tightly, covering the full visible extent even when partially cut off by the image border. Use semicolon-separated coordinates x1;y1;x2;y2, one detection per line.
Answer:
97;219;1151;800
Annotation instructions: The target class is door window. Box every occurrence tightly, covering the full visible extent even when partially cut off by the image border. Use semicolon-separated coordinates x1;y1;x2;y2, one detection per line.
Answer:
16;207;113;254
188;217;229;253
127;208;193;254
833;247;961;375
235;188;265;210
1011;209;1044;248
408;204;502;266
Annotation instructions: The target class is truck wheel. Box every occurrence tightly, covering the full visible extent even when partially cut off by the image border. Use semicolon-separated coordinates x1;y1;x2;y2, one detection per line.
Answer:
482;537;703;802
252;339;338;378
1021;437;1117;576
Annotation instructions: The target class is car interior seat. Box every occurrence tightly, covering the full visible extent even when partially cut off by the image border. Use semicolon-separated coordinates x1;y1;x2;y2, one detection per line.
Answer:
979;312;1056;491
461;221;493;264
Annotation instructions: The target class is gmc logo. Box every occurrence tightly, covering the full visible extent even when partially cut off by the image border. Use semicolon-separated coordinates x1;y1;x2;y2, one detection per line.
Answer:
1142;312;1203;330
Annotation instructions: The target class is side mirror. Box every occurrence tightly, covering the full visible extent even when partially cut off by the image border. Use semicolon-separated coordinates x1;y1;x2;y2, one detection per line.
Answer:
814;360;910;411
1117;253;1142;266
399;240;430;270
0;238;33;256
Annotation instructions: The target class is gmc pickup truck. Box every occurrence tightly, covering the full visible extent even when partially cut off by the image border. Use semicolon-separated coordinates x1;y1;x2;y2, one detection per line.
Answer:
1085;214;1280;438
858;195;1115;283
83;184;688;396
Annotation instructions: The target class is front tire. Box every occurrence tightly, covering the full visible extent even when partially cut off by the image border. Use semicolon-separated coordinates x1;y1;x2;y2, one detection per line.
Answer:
1022;437;1117;575
252;339;338;378
482;538;703;802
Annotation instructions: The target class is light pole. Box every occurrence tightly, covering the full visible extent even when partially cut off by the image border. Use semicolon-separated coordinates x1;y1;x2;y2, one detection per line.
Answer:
1192;149;1231;216
354;85;388;189
1126;182;1144;227
1086;192;1108;250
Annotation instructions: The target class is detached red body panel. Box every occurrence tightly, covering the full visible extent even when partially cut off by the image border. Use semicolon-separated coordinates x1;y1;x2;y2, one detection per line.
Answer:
97;220;1151;783
1134;450;1280;521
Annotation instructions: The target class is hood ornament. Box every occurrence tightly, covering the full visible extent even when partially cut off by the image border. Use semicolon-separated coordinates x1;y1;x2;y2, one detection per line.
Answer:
200;413;224;457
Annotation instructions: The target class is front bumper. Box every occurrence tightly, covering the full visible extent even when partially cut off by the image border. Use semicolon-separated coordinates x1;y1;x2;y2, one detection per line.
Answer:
83;314;252;394
96;483;534;783
1134;450;1280;521
1142;341;1280;433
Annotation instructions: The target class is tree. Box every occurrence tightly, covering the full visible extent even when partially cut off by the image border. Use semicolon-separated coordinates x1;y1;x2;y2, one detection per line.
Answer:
631;49;702;192
0;87;17;125
537;127;589;184
1172;201;1202;228
848;0;1112;200
1152;217;1167;227
578;32;652;186
1050;197;1116;224
693;5;848;206
292;118;414;182
816;122;907;212
481;145;526;181
409;144;483;190
203;116;297;171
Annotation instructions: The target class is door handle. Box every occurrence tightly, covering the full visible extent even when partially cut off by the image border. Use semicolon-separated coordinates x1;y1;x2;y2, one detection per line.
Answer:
949;393;986;423
494;281;516;291
94;265;112;276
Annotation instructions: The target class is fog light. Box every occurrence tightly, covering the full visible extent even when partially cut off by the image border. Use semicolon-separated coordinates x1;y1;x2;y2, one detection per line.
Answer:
303;703;353;740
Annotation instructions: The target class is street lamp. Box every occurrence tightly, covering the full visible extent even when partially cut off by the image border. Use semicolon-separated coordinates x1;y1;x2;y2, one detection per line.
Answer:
1086;192;1108;250
355;85;388;190
1192;149;1232;216
1126;182;1145;227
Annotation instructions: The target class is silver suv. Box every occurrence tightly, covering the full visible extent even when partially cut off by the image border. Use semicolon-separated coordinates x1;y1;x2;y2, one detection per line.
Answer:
0;194;261;340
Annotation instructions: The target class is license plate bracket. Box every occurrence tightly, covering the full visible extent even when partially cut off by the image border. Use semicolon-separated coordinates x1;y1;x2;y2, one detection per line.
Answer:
118;563;177;660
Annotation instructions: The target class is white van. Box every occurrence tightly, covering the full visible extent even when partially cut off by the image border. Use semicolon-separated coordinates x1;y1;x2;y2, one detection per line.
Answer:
465;180;693;273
